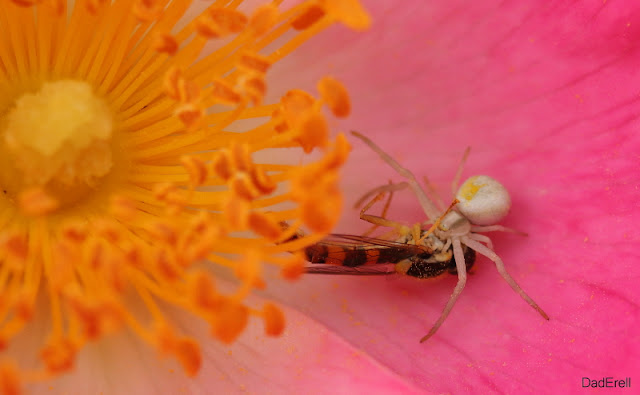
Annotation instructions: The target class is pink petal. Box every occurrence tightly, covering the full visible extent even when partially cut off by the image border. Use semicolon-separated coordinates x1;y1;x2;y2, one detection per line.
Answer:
23;281;422;394
190;299;425;394
267;1;640;393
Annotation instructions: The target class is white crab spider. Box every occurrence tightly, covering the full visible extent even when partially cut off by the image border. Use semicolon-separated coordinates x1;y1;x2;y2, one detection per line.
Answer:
351;131;548;343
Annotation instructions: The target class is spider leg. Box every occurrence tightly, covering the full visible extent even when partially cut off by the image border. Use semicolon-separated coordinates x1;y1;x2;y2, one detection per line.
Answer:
451;147;471;197
420;237;468;343
352;131;440;222
442;238;452;252
465;233;493;250
461;236;549;320
470;225;528;236
450;147;471;197
422;175;445;211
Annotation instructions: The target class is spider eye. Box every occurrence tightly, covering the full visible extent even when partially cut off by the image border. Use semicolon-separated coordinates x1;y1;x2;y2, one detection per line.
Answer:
455;175;511;225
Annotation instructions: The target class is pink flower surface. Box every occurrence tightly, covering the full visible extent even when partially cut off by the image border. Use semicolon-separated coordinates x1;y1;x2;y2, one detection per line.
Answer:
263;1;639;394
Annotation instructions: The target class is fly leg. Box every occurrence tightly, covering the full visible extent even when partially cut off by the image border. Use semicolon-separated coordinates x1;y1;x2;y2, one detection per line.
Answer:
354;181;408;210
357;181;403;237
357;185;410;237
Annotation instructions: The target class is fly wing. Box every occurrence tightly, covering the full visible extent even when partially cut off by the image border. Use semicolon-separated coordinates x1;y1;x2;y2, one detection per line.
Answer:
304;234;429;266
320;234;426;252
305;263;397;275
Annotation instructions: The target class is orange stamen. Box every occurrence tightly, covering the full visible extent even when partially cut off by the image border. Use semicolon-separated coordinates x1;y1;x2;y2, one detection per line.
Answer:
210;299;249;344
318;76;351;118
248;4;279;36
17;188;59;216
0;0;369;387
0;362;21;395
279;253;306;280
292;5;326;30
262;303;285;336
40;337;76;374
195;7;248;39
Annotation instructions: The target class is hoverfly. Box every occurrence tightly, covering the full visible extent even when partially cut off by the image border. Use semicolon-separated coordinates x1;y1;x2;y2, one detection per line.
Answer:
302;232;476;278
295;131;548;343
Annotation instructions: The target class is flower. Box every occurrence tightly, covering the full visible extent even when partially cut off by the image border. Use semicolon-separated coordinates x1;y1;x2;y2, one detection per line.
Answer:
0;0;371;392
264;1;640;393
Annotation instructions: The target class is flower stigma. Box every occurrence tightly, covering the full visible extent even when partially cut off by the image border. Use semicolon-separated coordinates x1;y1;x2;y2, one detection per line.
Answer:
0;0;370;391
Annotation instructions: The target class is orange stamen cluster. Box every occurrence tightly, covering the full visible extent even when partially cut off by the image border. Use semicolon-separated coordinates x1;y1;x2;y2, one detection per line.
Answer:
0;0;370;392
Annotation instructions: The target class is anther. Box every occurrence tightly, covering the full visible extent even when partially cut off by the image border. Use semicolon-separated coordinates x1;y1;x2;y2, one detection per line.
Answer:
318;76;351;118
262;303;285;336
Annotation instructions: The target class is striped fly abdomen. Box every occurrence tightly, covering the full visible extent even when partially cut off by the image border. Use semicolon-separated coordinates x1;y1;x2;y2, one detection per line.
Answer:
305;241;424;267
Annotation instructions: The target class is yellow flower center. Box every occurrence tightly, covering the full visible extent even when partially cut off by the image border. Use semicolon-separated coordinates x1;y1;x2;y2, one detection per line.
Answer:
2;80;114;207
0;0;370;390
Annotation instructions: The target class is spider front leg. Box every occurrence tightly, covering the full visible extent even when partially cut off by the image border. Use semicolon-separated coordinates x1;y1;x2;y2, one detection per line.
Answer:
352;131;440;222
421;175;445;211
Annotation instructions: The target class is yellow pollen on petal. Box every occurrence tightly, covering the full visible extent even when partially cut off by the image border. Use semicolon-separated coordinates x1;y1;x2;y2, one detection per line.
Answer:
0;0;370;389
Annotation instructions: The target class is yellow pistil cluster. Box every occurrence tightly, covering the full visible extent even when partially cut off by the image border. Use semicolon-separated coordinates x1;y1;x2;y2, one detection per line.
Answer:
0;0;369;391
